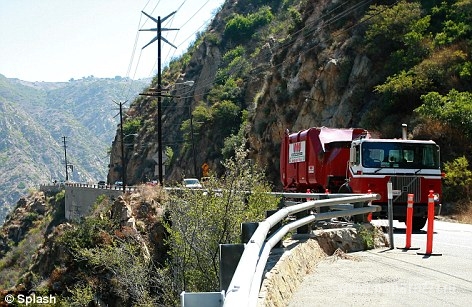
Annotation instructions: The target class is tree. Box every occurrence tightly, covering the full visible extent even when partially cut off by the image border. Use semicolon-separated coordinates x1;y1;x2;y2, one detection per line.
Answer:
415;89;472;138
165;142;278;295
362;0;430;67
443;156;472;203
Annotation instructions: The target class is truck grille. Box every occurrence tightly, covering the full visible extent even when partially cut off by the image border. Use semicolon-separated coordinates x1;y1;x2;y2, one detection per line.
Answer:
391;176;421;202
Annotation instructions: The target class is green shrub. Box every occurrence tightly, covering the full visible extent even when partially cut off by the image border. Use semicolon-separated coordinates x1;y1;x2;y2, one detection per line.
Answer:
208;78;244;103
415;90;472;139
59;215;117;250
165;142;279;294
358;225;375;250
443;156;472;204
55;190;65;203
362;1;425;57
122;117;142;136
224;6;274;44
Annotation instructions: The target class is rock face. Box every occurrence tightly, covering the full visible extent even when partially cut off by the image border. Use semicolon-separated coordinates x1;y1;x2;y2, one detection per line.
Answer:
0;192;52;257
107;0;384;187
0;186;169;304
247;0;384;185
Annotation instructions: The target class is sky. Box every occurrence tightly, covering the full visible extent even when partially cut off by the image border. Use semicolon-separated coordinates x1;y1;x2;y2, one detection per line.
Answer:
0;0;225;82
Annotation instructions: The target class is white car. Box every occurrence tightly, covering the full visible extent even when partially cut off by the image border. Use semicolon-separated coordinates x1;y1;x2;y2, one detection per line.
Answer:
183;178;202;188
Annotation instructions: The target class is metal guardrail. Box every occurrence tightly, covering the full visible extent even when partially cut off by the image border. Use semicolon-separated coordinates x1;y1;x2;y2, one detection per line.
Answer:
41;184;380;306
39;182;138;192
181;193;381;307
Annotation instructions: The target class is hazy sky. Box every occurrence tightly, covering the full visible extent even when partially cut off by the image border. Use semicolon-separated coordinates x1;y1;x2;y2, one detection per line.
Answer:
0;0;225;82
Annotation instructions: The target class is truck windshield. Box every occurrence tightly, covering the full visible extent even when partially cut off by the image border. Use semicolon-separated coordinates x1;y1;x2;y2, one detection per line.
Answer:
361;142;439;169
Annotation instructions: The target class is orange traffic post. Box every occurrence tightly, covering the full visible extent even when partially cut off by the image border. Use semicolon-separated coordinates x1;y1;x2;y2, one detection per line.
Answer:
418;190;442;256
367;189;372;222
398;194;419;250
306;188;312;201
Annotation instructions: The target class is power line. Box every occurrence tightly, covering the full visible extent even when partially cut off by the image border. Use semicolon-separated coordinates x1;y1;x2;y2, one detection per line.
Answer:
126;0;398;114
118;1;225;101
176;0;393;102
139;10;179;185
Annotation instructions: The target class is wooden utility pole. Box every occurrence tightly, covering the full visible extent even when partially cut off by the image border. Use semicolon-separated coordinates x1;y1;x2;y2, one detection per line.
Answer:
139;11;178;185
62;136;69;181
113;99;127;193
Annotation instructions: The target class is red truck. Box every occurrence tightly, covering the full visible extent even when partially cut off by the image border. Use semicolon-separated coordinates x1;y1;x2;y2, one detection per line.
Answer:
280;126;442;230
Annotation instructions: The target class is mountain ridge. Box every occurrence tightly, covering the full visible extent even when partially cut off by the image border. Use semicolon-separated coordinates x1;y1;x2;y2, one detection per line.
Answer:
0;74;149;223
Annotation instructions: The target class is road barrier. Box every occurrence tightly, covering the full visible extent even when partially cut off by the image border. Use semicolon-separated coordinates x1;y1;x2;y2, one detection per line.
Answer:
181;193;381;307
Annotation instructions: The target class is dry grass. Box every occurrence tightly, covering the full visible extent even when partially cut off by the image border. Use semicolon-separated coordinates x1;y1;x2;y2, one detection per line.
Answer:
456;206;472;224
136;184;168;204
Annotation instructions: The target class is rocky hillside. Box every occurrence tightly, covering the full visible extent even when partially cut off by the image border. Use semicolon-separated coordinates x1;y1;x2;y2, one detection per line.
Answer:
1;0;471;303
0;75;149;223
0;186;169;305
108;0;472;188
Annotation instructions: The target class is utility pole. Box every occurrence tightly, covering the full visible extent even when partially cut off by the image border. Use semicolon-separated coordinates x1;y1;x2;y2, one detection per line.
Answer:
190;106;197;177
62;136;69;181
113;99;128;193
139;11;178;185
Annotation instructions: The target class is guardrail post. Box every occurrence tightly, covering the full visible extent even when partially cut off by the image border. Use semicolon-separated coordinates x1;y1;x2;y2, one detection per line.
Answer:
295;210;311;234
241;222;259;244
353;191;369;224
318;189;329;214
219;244;245;292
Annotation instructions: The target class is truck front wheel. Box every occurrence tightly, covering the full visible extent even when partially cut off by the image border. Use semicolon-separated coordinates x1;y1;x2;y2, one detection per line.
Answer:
412;217;427;231
338;183;353;193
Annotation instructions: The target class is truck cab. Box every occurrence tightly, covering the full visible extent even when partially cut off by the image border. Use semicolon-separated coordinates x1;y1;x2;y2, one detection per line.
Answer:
348;138;442;229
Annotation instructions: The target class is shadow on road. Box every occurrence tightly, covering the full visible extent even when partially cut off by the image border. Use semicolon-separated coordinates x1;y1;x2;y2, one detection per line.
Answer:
391;227;428;234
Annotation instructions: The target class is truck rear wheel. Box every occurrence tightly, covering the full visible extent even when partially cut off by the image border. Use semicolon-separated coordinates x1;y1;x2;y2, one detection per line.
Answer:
412;217;427;231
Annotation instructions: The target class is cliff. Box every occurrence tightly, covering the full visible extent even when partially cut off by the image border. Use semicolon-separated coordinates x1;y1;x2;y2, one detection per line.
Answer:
109;0;472;187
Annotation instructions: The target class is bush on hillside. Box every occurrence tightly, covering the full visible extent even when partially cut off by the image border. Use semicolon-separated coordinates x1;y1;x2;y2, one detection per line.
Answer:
443;157;472;212
164;142;278;296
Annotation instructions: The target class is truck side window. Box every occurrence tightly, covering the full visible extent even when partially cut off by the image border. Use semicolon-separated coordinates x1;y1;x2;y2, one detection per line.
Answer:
354;145;360;165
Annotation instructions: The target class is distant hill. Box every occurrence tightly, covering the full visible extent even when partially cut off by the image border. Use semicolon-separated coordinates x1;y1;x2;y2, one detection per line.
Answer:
0;74;149;223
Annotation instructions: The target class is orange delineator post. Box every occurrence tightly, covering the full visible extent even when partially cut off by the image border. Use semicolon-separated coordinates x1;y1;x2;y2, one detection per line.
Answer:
426;190;435;253
367;189;372;222
417;190;442;256
404;193;420;250
405;194;414;248
398;193;419;250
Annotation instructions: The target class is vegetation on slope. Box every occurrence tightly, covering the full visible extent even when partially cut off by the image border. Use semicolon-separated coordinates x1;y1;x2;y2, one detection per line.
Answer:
114;0;472;216
2;0;472;304
0;142;277;306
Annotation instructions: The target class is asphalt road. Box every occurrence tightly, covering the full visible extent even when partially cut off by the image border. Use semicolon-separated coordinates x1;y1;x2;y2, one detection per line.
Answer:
288;220;472;306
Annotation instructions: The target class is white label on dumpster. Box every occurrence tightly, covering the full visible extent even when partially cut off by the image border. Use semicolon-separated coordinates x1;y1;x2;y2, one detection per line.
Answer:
289;141;306;163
